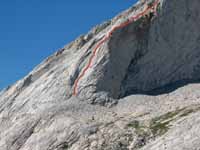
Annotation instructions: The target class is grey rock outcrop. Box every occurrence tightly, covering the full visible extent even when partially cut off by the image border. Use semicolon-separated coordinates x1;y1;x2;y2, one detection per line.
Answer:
1;0;200;149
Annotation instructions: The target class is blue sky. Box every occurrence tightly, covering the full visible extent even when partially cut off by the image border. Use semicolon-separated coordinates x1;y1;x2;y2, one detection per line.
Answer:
0;0;137;90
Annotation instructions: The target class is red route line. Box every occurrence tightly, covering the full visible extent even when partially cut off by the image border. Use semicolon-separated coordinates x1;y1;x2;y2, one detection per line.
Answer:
73;0;160;96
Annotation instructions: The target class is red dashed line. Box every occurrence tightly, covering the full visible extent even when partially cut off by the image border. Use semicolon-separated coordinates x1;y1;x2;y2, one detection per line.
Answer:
73;0;160;96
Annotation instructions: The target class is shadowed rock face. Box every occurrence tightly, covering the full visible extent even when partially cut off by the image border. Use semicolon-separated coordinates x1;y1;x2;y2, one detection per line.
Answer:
119;0;200;97
1;0;200;150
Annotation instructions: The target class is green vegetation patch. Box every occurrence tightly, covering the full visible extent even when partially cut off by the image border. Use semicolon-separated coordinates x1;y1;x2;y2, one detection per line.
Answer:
149;108;185;136
127;106;200;137
179;106;200;117
149;119;171;136
127;120;140;128
125;105;200;149
149;106;200;136
152;108;184;123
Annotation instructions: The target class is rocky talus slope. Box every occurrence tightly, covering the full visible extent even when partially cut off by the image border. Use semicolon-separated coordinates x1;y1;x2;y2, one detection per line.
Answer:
1;0;200;149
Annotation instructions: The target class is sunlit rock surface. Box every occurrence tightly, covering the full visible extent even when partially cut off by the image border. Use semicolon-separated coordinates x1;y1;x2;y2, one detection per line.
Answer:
0;0;200;149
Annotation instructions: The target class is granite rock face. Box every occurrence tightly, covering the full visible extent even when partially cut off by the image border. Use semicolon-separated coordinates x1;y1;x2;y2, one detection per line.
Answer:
1;0;200;149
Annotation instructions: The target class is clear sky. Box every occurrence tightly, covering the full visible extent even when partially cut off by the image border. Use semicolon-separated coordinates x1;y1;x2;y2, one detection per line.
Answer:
0;0;138;90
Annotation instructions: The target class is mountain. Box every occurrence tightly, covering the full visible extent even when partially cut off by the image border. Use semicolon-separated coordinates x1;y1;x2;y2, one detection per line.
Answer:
1;0;200;149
